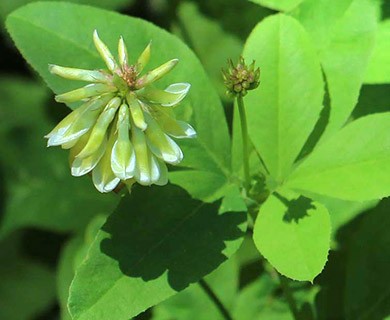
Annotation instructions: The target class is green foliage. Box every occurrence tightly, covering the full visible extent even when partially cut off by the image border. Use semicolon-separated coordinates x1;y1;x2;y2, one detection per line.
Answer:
365;19;390;84
0;233;56;320
243;14;324;182
253;194;331;281
68;185;246;319
1;0;390;319
292;0;380;140
154;257;239;320
0;77;118;237
285;113;390;201
6;1;232;202
345;199;390;320
57;215;108;320
249;0;304;12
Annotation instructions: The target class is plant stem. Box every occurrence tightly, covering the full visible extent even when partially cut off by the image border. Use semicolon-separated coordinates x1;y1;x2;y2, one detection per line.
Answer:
237;95;251;190
277;273;300;320
199;279;234;320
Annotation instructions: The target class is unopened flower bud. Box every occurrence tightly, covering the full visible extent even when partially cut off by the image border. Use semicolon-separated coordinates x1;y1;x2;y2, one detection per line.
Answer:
222;56;260;97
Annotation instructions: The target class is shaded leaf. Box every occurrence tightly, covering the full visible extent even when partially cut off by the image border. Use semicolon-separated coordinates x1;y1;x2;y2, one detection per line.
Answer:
249;0;304;12
345;198;390;320
68;184;246;320
57;215;107;320
0;232;56;320
153;257;239;320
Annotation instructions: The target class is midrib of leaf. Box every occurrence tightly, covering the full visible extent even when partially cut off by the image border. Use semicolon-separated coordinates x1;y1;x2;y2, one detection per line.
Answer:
276;17;282;181
70;203;213;319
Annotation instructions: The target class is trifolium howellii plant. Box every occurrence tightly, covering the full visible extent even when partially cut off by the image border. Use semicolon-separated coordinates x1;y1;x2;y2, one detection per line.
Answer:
45;30;196;193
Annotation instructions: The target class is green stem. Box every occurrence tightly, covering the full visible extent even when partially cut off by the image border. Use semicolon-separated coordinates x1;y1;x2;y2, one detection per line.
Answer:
199;279;234;320
277;273;300;320
237;95;251;190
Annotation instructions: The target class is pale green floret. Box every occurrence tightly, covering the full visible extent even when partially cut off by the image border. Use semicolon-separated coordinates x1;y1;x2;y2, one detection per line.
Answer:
118;36;129;67
111;103;136;180
132;125;161;186
127;93;147;130
138;83;190;107
136;41;151;73
136;59;178;89
46;30;195;192
49;65;109;83
46;95;113;147
55;83;117;103
70;130;107;177
92;127;120;193
93;30;118;72
151;107;196;139
76;97;121;159
144;113;183;165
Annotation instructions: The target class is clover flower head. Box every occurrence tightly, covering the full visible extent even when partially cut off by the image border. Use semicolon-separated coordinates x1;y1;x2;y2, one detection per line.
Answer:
222;56;260;97
46;30;196;193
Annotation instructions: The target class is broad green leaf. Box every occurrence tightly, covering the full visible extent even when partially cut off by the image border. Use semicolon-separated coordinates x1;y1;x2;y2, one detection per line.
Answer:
57;215;107;320
0;233;56;320
285;113;390;201
243;14;324;182
365;20;390;84
293;0;380;141
253;194;331;281
249;0;304;12
153;257;239;320
6;2;231;201
68;184;246;320
0;77;118;238
0;0;133;26
173;2;242;100
345;198;390;320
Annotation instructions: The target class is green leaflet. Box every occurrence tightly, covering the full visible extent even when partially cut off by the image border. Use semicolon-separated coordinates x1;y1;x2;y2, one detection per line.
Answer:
285;113;390;201
0;77;118;238
68;184;246;320
249;0;304;12
293;0;380;141
364;19;390;84
6;1;232;201
243;14;324;182
253;194;331;281
0;0;133;26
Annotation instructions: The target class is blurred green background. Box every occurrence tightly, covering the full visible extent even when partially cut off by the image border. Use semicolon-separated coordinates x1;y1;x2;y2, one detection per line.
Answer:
0;0;389;319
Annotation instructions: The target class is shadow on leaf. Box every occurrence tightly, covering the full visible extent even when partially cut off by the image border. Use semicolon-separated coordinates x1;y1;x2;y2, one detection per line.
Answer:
100;184;246;291
274;194;315;223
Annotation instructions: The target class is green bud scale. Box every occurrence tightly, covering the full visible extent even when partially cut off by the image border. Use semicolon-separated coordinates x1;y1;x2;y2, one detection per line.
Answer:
46;30;196;193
